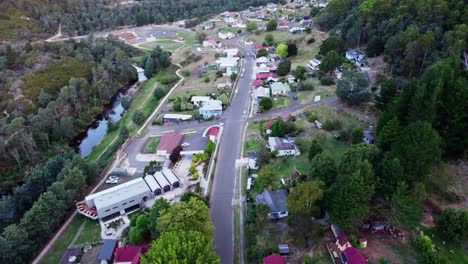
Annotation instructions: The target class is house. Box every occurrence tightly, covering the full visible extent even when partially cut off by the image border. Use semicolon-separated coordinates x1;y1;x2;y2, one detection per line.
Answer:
300;19;313;27
255;87;271;99
270;82;291;96
252;79;264;87
307;59;321;71
248;152;258;170
256;56;271;65
217;81;232;90
97;239;117;264
337;232;352;251
201;21;214;30
265;114;288;134
202;39;218;48
256;189;289;219
215;57;239;68
345;49;366;67
256;73;277;80
190;96;211;107
226;66;239;76
253;44;266;53
278;22;289;30
218;29;235;39
224;17;237;24
233;22;246;28
289;27;305;34
268;137;300;156
157;132;183;157
199;100;223;118
207;126;220;142
256;64;271;74
224;48;239;57
341;247;367;264
114;246;150;264
363;130;375;144
263;254;287;264
162;113;192;123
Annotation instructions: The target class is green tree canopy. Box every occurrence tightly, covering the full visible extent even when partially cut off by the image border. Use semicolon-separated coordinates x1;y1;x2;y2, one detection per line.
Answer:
287;181;324;217
309;151;337;186
383;182;422;228
336;70;371;106
276;60;291;76
319;36;345;55
319;50;343;73
246;21;258;32
270;118;285;137
308;140;323;161
276;44;288;58
259;97;272;112
141;230;220;264
257;164;277;190
266;19;278;31
436;208;468;242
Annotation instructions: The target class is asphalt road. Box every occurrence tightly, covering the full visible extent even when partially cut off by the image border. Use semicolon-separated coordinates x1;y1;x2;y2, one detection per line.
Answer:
210;36;254;264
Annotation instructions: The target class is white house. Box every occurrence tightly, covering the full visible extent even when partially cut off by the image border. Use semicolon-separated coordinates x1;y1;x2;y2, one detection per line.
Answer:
289;27;306;34
199;100;223;118
225;66;239;77
268;137;300;156
190;96;211;107
217;81;232;90
224;17;237;24
346;49;366;66
270;82;291;96
233;22;246;29
307;59;321;71
224;48;239;58
218;29;235;39
202;39;220;48
215;57;239;68
256;64;271;74
256;56;270;65
255;87;271;99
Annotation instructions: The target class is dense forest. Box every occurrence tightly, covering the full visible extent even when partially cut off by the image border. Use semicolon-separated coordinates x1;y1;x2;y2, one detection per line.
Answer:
314;0;467;76
0;37;141;194
0;0;276;41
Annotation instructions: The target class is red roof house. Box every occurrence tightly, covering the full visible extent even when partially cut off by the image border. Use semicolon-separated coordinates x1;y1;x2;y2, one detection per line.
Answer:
207;126;220;142
343;247;367;264
252;80;264;87
337;232;352;251
256;73;277;80
114;246;150;264
263;254;287;264
254;44;265;50
156;132;183;156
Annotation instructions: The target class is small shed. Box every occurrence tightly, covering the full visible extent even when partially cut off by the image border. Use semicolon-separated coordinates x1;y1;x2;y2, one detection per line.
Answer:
161;168;181;189
363;130;375;144
278;244;290;256
111;168;127;176
144;175;162;196
154;171;171;192
97;239;117;263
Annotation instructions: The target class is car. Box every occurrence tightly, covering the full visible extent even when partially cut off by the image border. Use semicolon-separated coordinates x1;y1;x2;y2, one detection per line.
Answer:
293;95;298;100
106;179;118;184
243;109;247;114
181;142;190;147
219;122;224;126
108;175;119;180
235;90;239;94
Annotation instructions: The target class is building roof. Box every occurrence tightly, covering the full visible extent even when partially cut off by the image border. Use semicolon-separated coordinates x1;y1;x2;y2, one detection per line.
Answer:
216;57;239;67
208;126;220;136
252;80;264;87
154;171;170;188
85;178;151;210
97;239;117;261
219;29;230;34
343;247;367;264
161;168;180;184
338;232;350;246
255;87;270;98
256;73;277;80
254;44;265;50
263;254;287;264
269;137;296;151
191;96;211;102
256;56;270;63
363;130;374;140
157;132;183;153
217;81;232;89
163;113;192;120
256;189;288;213
206;39;217;44
114;246;149;264
200;100;223;111
278;244;290;255
144;175;161;192
271;82;291;92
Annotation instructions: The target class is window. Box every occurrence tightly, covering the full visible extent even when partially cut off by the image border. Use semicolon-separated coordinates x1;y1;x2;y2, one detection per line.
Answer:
129;200;135;203
105;209;110;212
122;203;127;206
113;206;118;210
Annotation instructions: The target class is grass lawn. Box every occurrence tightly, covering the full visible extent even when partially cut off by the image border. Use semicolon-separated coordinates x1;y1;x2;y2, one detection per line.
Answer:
139;40;183;52
144;137;160;153
73;219;102;245
244;140;263;153
420;228;468;263
272;96;290;109
249;30;298;44
39;216;83;264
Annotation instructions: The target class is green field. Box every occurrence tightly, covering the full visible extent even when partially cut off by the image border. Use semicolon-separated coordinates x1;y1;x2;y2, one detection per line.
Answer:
144;137;160;153
139;39;183;52
272;96;290;109
39;217;83;264
73;219;102;245
244;140;263;153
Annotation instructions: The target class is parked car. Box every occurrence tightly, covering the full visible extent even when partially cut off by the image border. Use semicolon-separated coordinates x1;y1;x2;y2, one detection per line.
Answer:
181;142;190;147
106;179;118;184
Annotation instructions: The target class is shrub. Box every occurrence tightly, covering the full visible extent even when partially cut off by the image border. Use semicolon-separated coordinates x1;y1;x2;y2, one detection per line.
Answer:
182;70;191;77
192;172;200;180
277;60;292;76
300;81;315;91
323;119;342;131
160;74;179;85
204;76;210;83
132;110;146;125
307;113;318;122
259;97;273;111
320;77;335;86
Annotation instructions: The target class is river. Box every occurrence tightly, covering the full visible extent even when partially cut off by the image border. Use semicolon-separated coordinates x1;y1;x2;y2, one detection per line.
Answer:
76;65;147;157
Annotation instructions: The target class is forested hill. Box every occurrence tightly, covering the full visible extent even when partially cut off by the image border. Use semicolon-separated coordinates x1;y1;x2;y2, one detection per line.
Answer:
0;0;276;41
314;0;467;77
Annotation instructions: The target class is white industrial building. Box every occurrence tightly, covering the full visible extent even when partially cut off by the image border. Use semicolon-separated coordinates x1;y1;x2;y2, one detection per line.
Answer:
77;169;181;220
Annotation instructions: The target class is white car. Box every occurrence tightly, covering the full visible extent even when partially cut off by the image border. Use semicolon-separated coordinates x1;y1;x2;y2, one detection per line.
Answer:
235;90;239;94
181;142;190;147
243;110;247;114
106;179;118;184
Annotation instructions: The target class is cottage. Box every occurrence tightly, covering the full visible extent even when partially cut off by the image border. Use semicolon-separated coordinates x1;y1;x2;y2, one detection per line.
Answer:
218;29;235;39
202;39;218;48
190;96;211;107
256;64;271;74
215;57;239;68
345;49;366;67
199;100;223;118
97;239;117;264
157;132;183;157
226;66;239;76
268;137;300;156
256;56;270;65
224;48;239;57
252;79;264;87
363;130;375;144
114;246;150;264
255;87;271;99
289;27;305;34
307;59;321;71
256;189;289;219
224;17;237;24
337;232;352;251
248;152;258;170
278;22;289;30
201;21;214;30
256;73;277;80
300;19;313;27
341;247;367;264
271;82;291;96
